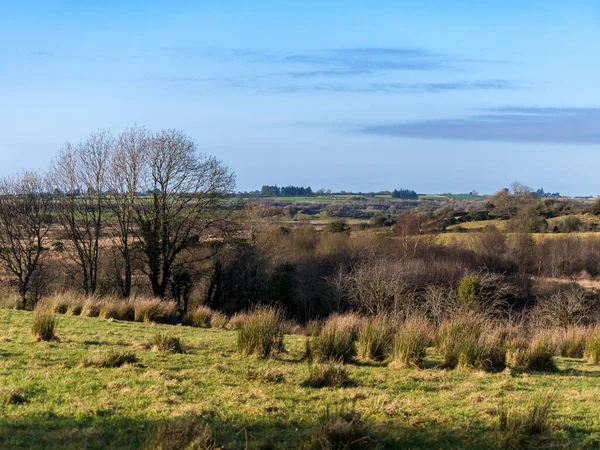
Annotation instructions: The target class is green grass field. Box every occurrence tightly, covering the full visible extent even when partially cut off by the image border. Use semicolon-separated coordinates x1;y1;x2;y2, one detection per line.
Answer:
2;309;600;449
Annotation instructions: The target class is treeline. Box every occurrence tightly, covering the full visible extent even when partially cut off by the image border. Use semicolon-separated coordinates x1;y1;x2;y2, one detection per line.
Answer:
391;189;418;199
0;126;236;311
260;185;313;196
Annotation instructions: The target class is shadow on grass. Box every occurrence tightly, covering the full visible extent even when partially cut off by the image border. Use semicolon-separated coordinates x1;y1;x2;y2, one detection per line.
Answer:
0;411;566;450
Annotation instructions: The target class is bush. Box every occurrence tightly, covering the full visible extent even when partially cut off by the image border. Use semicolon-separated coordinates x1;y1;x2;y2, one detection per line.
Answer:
145;414;216;450
585;327;600;365
393;315;432;368
134;298;177;323
237;305;286;358
457;274;481;308
32;307;57;341
303;406;376;450
437;314;505;371
83;350;138;368
302;363;354;388
357;314;394;361
506;332;556;372
152;332;185;354
308;314;361;364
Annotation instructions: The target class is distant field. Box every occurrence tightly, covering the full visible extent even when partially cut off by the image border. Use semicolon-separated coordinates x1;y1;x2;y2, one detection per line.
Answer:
2;309;600;449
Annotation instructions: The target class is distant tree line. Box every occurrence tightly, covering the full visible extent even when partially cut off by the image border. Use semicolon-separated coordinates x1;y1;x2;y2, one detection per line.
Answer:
260;185;313;196
391;189;419;199
535;188;562;198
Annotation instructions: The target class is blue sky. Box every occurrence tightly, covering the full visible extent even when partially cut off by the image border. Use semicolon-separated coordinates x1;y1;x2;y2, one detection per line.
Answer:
1;1;599;194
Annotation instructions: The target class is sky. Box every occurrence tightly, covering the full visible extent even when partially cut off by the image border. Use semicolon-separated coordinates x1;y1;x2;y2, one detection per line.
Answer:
1;1;599;195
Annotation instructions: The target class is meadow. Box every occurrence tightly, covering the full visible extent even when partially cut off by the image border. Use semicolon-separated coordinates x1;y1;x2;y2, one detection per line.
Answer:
2;307;600;449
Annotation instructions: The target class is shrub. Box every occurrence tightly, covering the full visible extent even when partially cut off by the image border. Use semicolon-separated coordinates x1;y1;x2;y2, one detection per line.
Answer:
554;327;589;358
457;274;481;308
83;350;138;368
357;314;394;361
152;332;185;354
145;414;216;450
237;305;286;358
303;406;376;450
437;314;505;371
585;326;600;365
32;307;57;342
302;363;354;388
497;396;553;438
134;298;177;323
308;314;361;364
506;332;556;372
393;315;432;368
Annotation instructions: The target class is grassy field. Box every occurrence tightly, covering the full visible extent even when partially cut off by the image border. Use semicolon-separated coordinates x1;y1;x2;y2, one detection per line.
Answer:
2;310;600;449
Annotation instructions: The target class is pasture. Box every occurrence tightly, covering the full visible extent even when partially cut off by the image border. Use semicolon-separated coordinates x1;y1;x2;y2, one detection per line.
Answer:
2;309;600;449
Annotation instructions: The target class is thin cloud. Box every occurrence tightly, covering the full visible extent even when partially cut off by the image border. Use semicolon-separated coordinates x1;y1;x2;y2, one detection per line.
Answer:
268;80;517;93
360;107;600;144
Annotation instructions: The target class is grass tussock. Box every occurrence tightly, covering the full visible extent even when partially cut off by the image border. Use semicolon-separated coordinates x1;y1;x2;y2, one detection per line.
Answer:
303;406;376;450
82;350;138;368
134;298;177;323
210;311;229;329
145;414;217;450
99;298;135;321
0;293;22;310
436;313;506;371
152;332;186;354
392;315;432;368
308;314;361;364
302;363;354;388
32;306;57;342
236;305;286;358
0;388;28;405
246;364;288;383
81;298;102;317
184;305;213;328
585;326;600;365
357;314;394;361
506;332;556;372
497;396;554;441
554;326;589;358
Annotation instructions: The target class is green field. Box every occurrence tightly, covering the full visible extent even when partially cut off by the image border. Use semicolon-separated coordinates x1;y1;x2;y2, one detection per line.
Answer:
2;309;600;449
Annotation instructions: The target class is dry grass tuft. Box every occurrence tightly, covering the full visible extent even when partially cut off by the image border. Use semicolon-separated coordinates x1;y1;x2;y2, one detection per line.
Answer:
82;350;138;368
152;332;186;354
145;414;216;450
392;315;432;368
32;305;57;342
301;363;354;388
308;314;361;364
237;305;286;358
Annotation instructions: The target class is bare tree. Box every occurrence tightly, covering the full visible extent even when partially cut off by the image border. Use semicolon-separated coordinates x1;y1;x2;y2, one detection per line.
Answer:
0;172;53;306
50;130;112;296
106;125;148;297
395;210;434;256
133;129;236;307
